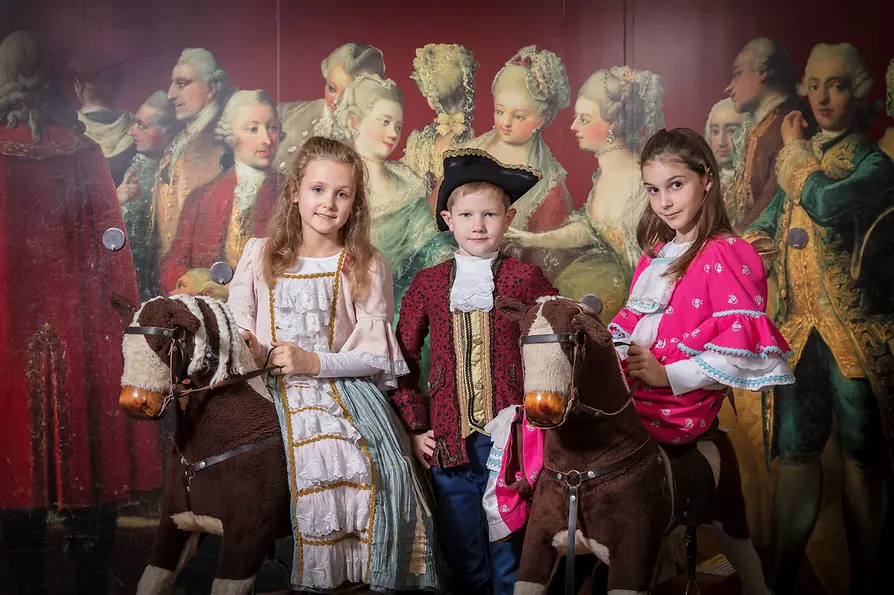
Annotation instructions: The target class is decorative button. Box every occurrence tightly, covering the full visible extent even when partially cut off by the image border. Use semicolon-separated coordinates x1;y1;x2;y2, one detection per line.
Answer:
199;461;206;469
786;228;808;249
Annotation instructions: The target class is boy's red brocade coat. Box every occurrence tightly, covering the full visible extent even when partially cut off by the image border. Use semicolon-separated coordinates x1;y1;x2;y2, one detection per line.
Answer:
391;254;557;467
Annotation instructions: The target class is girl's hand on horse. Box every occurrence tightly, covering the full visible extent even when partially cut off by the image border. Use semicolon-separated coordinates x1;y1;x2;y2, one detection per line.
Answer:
270;341;321;376
242;331;263;362
411;430;436;467
627;342;669;388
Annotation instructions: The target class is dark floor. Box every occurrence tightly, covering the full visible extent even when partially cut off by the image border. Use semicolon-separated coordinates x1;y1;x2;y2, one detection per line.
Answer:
0;503;827;595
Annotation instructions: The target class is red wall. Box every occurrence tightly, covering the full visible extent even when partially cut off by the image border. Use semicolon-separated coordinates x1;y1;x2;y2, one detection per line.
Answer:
3;0;891;207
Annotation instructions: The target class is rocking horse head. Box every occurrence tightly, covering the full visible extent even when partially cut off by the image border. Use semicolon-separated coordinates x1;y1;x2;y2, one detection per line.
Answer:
498;294;632;429
111;293;256;420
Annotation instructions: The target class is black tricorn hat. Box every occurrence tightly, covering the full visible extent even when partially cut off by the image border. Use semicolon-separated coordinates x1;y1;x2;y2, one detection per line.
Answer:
436;149;542;232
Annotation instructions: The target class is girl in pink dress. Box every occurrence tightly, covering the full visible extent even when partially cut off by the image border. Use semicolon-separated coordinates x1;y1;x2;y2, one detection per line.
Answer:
609;128;794;444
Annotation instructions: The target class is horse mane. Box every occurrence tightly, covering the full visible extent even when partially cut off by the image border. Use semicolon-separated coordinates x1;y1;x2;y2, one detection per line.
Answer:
167;294;253;384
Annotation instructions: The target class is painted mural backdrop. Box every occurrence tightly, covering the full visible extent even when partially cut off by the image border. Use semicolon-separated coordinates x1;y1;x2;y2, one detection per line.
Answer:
1;0;892;593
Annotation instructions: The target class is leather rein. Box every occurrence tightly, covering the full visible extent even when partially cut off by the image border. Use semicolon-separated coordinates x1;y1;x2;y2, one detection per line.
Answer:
519;330;649;595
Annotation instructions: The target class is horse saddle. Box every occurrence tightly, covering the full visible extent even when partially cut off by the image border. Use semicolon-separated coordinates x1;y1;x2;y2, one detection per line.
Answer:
660;423;722;529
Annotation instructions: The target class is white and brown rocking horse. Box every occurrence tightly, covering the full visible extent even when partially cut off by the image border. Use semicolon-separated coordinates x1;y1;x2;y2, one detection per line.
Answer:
498;295;771;595
113;293;291;595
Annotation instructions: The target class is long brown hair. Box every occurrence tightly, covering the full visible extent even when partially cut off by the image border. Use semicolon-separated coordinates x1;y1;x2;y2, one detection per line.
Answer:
263;136;377;297
636;127;734;280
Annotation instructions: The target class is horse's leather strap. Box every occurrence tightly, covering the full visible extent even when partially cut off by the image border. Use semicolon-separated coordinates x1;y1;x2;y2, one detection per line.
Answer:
184;434;281;481
542;440;652;595
174;366;279;398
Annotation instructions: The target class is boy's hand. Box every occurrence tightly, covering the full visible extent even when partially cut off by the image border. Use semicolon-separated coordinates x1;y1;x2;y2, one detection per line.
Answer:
411;430;436;467
627;341;669;388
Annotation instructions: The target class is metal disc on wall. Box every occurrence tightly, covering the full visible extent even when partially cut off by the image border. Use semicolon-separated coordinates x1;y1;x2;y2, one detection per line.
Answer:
581;294;603;316
102;227;127;251
786;228;809;249
210;262;235;285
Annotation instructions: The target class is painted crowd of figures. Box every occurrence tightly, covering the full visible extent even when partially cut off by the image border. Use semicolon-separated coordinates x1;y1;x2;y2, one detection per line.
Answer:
2;25;894;594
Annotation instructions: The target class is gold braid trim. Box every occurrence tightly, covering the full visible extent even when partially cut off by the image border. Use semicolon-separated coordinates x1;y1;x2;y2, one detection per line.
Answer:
441;147;544;180
295;480;372;498
775;140;821;202
304;533;371;546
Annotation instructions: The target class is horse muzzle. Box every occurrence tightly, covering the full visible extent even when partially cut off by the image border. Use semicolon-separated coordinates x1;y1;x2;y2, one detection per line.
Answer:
524;391;571;428
119;386;167;420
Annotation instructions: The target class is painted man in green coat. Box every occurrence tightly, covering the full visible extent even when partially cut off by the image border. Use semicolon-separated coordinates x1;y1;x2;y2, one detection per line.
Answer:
744;42;894;595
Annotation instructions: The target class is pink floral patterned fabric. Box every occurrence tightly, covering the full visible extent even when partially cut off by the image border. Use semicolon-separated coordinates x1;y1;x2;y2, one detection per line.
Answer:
609;236;794;444
482;406;545;541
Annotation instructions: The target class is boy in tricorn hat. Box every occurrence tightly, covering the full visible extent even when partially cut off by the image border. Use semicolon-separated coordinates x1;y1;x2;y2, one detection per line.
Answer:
391;149;557;594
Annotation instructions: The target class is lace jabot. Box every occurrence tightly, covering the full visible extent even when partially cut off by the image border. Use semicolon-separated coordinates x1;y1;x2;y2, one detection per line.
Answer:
450;251;498;312
626;241;692;314
234;160;267;211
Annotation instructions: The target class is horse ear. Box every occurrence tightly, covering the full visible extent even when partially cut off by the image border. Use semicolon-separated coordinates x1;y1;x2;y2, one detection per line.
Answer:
110;293;137;322
497;296;528;323
571;310;611;348
170;299;202;334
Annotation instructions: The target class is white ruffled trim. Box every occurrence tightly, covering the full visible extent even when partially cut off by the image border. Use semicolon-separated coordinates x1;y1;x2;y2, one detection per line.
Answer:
626;242;690;315
359;351;409;384
274;275;334;352
484;406;521;473
299;535;367;588
450;251;497;312
688;349;795;391
274;274;334;311
294;486;371;537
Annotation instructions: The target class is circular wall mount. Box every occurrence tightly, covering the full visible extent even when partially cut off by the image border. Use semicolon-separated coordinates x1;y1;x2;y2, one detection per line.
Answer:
102;228;127;251
210;262;235;285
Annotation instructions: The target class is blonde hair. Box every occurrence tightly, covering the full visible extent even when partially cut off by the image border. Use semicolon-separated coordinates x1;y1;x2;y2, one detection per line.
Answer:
446;181;510;211
263;136;377;297
492;46;570;129
334;73;403;141
579;66;665;151
410;43;478;118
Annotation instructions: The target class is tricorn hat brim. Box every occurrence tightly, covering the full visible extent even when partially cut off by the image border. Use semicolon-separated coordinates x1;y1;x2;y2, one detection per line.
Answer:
436;149;542;232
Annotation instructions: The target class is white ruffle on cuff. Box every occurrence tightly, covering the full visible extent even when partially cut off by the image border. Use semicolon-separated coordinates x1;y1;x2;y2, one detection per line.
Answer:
676;348;795;392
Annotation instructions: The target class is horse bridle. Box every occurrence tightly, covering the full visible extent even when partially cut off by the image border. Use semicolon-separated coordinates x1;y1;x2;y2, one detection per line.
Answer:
519;331;638;427
124;324;277;419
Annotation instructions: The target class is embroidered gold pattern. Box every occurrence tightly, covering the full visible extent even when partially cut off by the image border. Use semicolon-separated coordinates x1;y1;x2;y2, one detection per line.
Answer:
767;133;894;460
451;310;495;438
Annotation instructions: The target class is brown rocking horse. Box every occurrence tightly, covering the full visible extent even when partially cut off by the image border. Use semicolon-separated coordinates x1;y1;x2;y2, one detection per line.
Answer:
112;293;291;595
498;295;770;595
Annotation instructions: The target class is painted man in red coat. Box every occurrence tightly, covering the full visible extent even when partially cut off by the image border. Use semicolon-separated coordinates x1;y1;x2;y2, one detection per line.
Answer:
159;90;285;294
0;31;161;594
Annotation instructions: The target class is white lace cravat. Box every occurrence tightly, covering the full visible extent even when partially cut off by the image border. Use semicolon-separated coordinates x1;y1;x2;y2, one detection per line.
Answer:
450;251;498;312
233;160;267;211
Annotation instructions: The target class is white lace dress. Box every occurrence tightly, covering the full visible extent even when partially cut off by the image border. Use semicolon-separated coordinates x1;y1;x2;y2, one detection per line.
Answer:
262;252;445;592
